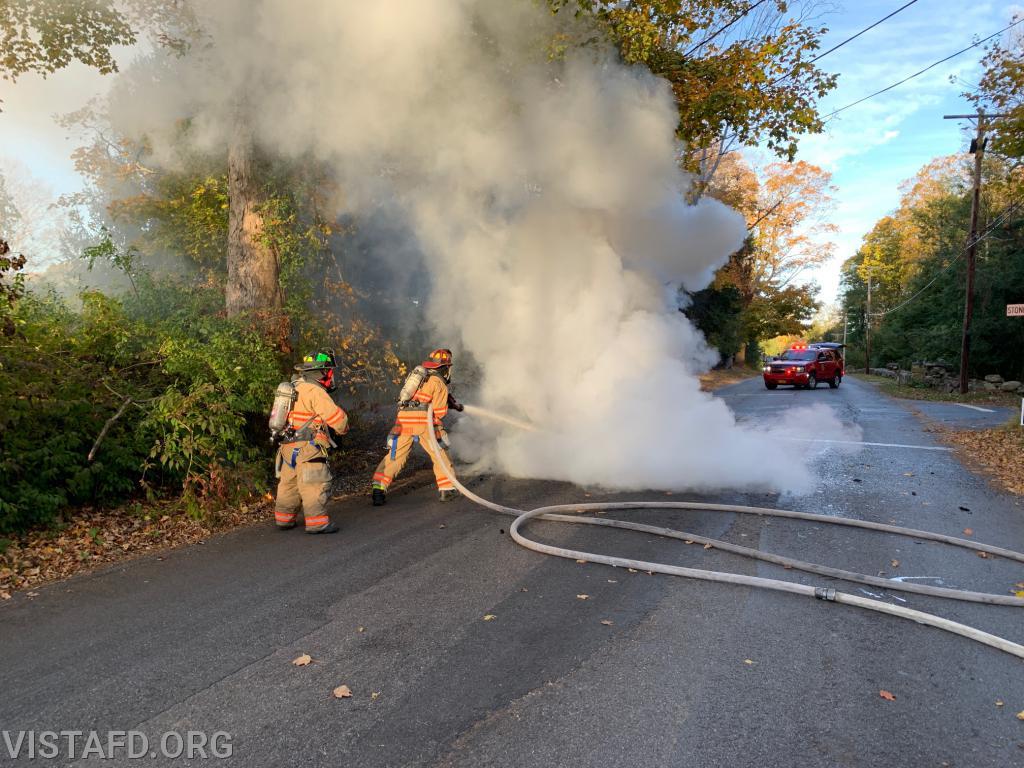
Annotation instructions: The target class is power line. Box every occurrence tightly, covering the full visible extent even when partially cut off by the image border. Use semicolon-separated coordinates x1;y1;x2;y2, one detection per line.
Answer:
710;1;931;148
808;0;921;64
683;0;771;58
826;16;1024;119
868;200;1023;318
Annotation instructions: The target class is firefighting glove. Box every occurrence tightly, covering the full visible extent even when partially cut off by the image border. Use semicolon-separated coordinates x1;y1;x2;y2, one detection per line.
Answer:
447;393;465;412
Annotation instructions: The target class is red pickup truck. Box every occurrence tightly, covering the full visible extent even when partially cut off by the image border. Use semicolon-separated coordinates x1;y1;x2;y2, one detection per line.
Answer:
763;343;845;390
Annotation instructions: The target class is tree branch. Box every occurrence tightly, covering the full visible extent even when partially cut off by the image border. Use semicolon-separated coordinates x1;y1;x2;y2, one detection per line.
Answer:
88;396;132;463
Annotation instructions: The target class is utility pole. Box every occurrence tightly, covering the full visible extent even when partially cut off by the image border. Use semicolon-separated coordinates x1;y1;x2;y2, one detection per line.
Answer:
944;110;1005;393
864;277;872;375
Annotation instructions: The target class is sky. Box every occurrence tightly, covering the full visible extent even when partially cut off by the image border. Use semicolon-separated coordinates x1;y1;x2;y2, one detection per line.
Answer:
0;1;1021;292
790;0;1023;302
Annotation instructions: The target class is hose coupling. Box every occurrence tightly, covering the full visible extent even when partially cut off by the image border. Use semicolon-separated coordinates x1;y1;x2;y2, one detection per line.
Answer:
814;587;837;602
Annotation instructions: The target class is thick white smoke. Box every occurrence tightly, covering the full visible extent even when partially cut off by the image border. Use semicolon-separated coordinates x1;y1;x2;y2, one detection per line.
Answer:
108;0;857;494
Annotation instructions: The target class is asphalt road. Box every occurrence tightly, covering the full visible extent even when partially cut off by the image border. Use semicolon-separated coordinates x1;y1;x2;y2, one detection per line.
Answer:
2;375;1023;767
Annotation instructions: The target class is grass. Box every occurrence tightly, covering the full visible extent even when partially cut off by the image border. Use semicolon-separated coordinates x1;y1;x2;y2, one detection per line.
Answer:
851;373;1022;407
700;367;759;391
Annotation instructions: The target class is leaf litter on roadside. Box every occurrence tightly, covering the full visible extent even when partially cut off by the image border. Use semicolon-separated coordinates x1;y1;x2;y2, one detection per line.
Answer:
292;654;312;667
879;690;897;701
333;685;353;699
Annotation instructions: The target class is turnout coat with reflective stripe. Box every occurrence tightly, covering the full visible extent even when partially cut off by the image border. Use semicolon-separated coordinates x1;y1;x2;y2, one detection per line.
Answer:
285;380;349;439
395;374;448;433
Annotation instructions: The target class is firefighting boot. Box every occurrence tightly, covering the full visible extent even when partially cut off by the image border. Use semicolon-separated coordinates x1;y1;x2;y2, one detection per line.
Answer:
306;522;339;534
372;488;387;506
438;489;460;503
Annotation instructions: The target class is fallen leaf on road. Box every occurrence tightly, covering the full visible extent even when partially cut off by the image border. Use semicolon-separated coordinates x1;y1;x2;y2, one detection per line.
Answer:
903;472;914;477
1015;591;1024;598
963;528;973;536
977;551;990;559
891;560;900;568
959;506;971;512
357;626;365;633
0;591;10;600
879;690;896;701
996;700;1004;707
607;579;617;583
684;539;694;545
333;685;353;699
703;543;713;550
576;594;589;600
576;559;587;564
601;620;613;626
743;659;755;665
483;614;496;621
1018;710;1024;721
628;568;637;573
520;587;529;592
438;524;446;529
292;654;312;667
371;692;380;700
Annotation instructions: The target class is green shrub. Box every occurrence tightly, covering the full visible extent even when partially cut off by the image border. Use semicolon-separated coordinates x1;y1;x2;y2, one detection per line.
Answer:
0;281;281;534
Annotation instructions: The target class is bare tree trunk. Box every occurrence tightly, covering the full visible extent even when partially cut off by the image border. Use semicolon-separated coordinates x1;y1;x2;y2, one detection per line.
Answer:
226;117;283;317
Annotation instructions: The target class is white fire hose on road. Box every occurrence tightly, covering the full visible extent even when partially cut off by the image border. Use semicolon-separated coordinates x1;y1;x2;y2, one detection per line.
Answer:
425;405;1024;660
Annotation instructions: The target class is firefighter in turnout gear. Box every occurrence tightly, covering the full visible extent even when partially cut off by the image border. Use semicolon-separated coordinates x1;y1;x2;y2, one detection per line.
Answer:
372;348;463;505
274;351;349;533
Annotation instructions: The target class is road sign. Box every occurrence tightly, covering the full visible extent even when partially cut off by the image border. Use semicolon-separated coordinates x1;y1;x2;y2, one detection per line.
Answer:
1008;304;1024;316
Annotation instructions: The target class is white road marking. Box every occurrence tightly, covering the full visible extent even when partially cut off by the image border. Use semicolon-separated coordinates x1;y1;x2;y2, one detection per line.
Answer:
779;437;953;452
952;403;995;413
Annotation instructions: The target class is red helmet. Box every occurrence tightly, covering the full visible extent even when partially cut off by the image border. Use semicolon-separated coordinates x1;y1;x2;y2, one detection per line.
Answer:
422;348;453;369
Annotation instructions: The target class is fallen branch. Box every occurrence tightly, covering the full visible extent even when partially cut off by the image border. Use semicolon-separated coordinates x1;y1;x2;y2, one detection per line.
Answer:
88;396;133;463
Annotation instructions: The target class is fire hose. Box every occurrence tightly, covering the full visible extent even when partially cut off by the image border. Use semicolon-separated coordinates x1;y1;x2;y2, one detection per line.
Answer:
424;404;1024;660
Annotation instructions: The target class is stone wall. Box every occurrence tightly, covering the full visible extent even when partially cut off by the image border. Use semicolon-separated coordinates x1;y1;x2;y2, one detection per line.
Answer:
871;362;1024;395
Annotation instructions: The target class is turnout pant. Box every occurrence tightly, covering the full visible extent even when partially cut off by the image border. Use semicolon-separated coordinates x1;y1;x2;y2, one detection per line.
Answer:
274;443;333;531
372;426;454;493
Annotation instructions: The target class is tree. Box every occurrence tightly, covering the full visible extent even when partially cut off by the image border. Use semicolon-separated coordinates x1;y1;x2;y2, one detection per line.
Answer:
555;0;837;196
968;22;1024;159
686;153;831;361
717;157;832;343
0;0;135;82
839;150;1024;376
0;161;68;265
225;116;283;318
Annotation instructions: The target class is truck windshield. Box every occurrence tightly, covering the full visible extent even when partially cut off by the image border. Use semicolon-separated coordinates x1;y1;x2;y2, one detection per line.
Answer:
778;350;816;361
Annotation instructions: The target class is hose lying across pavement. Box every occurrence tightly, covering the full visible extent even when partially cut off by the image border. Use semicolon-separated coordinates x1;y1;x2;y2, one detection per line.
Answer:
425;405;1024;660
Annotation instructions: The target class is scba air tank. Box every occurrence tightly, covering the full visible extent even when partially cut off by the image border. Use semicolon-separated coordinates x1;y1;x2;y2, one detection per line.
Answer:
398;365;428;404
269;381;298;439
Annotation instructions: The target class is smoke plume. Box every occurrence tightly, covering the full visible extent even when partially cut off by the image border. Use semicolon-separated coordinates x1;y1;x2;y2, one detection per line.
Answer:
109;0;856;494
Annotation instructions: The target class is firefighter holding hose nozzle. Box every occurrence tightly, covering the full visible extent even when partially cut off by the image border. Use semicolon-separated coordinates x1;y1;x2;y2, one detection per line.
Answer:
372;348;463;506
269;351;349;534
